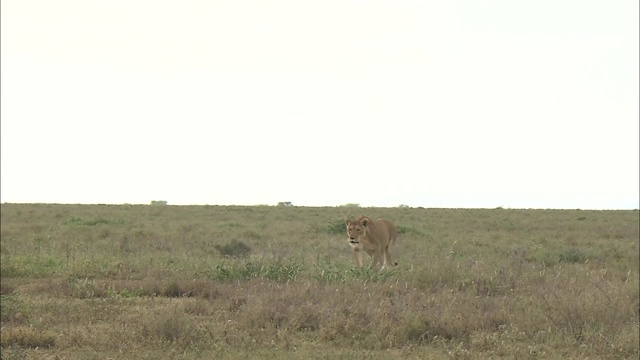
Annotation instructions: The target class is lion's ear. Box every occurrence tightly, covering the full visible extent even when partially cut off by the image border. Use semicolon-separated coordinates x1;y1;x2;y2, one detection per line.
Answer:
344;218;352;226
360;217;369;227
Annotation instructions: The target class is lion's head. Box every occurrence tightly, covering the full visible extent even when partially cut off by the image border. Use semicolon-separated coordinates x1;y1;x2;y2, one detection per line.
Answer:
345;216;370;248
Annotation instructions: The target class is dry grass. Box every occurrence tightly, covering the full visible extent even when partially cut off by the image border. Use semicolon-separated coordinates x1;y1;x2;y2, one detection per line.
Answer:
0;204;638;359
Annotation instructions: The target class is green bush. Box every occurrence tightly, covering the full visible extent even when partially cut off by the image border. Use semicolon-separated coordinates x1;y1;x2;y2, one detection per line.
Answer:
214;239;251;258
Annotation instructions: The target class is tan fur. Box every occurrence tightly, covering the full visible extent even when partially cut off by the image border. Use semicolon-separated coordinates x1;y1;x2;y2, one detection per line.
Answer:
345;215;398;270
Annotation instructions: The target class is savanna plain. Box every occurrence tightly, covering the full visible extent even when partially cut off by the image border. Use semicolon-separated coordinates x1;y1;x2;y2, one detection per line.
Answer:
0;203;638;359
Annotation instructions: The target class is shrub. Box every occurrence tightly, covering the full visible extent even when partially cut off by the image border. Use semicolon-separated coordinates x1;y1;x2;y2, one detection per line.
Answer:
214;239;251;258
558;247;590;263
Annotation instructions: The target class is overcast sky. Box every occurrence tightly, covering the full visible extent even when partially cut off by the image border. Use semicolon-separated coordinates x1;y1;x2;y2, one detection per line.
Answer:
1;1;638;209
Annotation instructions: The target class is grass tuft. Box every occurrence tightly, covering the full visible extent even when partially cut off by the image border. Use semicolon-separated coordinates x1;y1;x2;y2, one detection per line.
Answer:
0;294;30;325
558;247;590;263
0;327;56;348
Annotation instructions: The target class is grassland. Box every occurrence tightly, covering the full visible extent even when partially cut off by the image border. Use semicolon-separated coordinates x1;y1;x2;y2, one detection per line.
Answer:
1;203;638;359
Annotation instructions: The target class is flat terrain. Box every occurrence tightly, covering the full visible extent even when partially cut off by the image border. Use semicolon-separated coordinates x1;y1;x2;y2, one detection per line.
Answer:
1;204;638;359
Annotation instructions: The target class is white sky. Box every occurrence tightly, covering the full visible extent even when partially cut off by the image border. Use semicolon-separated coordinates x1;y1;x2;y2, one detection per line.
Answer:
1;1;638;209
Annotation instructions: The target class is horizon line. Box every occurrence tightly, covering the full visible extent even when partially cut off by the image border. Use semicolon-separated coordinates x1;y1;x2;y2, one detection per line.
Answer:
1;202;638;211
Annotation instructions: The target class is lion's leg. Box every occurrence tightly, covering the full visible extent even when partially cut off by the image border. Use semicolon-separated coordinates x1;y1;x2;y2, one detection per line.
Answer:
384;240;395;268
371;249;383;270
385;238;398;266
381;249;390;271
353;249;363;268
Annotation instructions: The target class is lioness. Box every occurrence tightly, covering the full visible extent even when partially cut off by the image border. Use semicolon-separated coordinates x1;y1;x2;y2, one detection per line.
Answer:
345;215;398;270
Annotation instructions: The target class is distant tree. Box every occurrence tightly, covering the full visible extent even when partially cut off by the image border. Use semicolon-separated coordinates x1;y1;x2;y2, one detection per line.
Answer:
150;200;168;206
398;204;410;208
339;203;360;208
277;202;293;207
